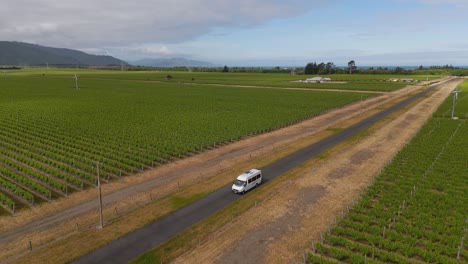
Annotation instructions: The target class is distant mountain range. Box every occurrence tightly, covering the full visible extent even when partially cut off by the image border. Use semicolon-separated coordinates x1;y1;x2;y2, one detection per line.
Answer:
0;41;219;68
0;41;127;66
131;57;218;67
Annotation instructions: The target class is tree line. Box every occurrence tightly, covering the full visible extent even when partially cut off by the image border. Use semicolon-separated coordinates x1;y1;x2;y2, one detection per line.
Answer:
88;63;468;76
304;60;356;75
303;61;468;76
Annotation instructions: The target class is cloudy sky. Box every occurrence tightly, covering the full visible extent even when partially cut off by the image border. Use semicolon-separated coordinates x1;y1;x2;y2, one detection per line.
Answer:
1;0;467;66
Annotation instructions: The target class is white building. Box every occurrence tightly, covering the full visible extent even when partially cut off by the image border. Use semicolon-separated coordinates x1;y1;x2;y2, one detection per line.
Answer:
305;77;331;83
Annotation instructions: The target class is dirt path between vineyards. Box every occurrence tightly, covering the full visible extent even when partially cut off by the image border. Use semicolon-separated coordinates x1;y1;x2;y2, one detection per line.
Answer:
172;78;462;263
0;78;453;262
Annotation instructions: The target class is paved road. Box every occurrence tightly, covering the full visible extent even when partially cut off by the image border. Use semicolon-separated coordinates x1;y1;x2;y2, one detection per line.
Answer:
74;78;456;264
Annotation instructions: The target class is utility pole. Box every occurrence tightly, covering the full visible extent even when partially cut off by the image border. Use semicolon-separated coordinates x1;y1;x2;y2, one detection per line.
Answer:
451;90;459;120
97;162;104;229
73;73;79;90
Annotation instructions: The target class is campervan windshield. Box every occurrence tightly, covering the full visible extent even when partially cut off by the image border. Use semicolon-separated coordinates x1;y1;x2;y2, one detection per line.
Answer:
234;179;246;186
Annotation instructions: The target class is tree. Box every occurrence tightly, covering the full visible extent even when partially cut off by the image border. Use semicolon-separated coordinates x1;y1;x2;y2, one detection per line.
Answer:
325;62;335;74
348;60;356;74
222;65;229;72
304;62;316;75
317;62;327;75
305;62;335;75
393;67;405;74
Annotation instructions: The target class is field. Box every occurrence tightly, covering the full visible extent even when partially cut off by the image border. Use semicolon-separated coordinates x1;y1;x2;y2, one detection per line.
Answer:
7;68;441;91
307;81;467;263
0;70;379;213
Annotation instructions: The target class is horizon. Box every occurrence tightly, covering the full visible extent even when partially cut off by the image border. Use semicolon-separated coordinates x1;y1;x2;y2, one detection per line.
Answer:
1;0;467;67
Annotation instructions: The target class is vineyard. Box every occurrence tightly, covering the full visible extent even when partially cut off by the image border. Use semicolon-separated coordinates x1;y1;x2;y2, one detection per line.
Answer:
80;72;437;92
0;72;377;214
434;80;468;118
73;72;416;92
8;68;440;92
307;81;467;263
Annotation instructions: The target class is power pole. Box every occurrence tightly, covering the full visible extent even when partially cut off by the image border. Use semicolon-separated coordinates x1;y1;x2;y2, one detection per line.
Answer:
451;91;459;120
97;162;104;229
73;74;79;90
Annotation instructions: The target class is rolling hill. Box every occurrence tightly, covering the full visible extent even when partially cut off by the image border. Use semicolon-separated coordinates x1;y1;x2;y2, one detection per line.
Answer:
0;41;127;66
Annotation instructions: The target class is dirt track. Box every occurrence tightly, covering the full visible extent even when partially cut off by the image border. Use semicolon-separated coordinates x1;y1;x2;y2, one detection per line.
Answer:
0;78;456;262
172;78;461;263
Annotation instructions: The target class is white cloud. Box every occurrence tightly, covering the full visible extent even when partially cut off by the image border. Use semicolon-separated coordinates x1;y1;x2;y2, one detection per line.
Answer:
9;23;58;35
82;44;188;61
416;0;468;7
2;0;465;65
390;0;468;8
0;0;320;49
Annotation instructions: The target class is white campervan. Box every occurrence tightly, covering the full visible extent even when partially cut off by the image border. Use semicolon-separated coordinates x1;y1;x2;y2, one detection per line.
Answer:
232;169;262;194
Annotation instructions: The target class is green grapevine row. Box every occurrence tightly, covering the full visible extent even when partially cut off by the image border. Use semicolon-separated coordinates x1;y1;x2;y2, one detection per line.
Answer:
308;81;468;263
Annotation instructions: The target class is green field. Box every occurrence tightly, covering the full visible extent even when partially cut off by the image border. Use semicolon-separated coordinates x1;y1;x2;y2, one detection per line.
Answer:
0;70;379;213
308;81;468;263
6;68;441;91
